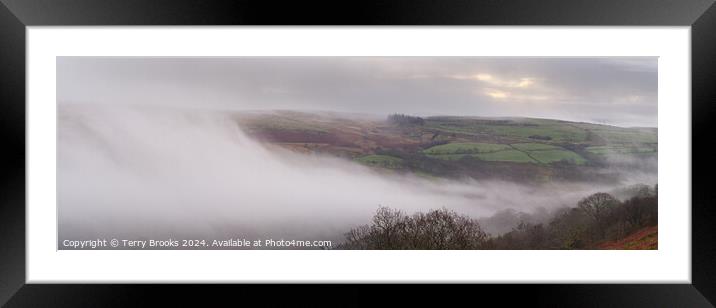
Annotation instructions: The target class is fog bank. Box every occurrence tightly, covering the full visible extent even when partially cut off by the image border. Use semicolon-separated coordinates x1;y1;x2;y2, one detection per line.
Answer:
58;105;654;246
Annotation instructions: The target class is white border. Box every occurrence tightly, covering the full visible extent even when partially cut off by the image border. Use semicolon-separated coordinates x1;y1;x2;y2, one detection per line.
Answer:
27;27;690;283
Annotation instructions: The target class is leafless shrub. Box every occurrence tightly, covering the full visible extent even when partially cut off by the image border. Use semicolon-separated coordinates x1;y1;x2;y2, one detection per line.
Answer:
339;206;488;250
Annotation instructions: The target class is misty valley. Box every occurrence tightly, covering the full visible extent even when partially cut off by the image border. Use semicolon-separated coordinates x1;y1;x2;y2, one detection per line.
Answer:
58;105;657;250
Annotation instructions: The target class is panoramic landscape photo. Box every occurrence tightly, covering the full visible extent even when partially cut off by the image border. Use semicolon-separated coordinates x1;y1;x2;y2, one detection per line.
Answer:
57;57;657;250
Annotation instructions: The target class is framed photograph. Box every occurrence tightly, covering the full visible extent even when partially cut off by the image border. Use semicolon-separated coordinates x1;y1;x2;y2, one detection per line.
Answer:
1;0;714;306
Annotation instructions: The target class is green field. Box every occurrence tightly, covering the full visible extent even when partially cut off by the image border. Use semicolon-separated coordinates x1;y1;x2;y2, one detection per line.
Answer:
423;142;511;155
486;124;588;143
529;150;587;165
591;130;657;143
587;145;657;155
423;141;588;165
424;142;537;163
575;123;658;144
510;143;560;151
425;118;589;143
425;153;474;161
355;155;404;169
427;151;536;163
475;150;537;163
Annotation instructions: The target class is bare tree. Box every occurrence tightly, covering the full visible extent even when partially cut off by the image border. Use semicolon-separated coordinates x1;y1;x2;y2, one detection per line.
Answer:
339;207;488;250
371;206;407;248
577;192;620;237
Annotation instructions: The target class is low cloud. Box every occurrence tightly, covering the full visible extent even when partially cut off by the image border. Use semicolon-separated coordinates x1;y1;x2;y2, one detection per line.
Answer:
57;57;658;127
58;105;651;246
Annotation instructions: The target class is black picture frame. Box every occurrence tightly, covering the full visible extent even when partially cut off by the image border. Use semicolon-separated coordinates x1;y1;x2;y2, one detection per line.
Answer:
1;0;714;306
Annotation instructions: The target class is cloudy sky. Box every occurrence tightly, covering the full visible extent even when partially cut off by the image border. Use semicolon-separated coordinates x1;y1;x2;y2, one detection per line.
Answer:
57;57;657;127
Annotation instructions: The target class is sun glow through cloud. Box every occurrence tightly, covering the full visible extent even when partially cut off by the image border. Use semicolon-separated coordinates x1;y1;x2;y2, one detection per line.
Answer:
485;89;509;99
57;57;658;127
450;73;536;89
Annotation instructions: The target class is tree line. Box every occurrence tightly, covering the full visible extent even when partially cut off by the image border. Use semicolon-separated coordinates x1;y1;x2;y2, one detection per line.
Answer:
338;184;657;249
387;114;425;126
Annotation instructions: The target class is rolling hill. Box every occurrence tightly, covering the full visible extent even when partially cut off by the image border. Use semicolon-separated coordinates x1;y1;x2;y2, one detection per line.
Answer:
233;111;657;184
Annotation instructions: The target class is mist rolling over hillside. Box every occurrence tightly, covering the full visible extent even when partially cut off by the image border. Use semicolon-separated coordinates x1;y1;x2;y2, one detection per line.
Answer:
57;57;657;249
58;105;656;246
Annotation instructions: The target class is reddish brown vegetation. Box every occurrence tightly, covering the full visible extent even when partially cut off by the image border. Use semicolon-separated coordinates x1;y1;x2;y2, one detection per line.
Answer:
596;226;658;250
236;111;424;157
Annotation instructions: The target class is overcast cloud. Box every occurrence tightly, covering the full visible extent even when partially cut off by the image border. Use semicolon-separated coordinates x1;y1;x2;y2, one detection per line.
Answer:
57;57;657;127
